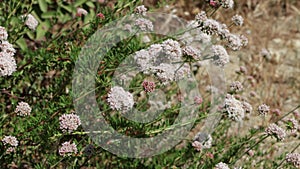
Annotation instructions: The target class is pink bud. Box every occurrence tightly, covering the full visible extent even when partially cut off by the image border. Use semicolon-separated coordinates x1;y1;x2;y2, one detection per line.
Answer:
194;96;203;105
97;13;105;19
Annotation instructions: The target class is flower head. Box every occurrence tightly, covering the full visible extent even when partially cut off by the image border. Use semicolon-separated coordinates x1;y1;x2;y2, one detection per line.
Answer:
107;86;134;112
0;26;8;40
15;102;31;116
161;39;182;59
230;81;243;93
2;136;18;147
231;14;244;26
258;104;270;116
286;153;300;168
24;14;38;30
135;5;147;16
134;18;153;31
220;0;234;9
193;132;212;151
142;81;156;93
0;53;17;77
215;162;230;169
0;41;16;56
222;94;245;122
59;113;81;133
265;123;286;141
195;11;208;23
59;141;78;156
182;46;201;60
76;8;88;17
211;45;229;67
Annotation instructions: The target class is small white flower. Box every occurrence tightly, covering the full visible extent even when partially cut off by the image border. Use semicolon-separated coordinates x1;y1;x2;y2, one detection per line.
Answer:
0;26;8;40
232;14;244;26
107;86;134;113
211;45;229;67
135;5;147;16
59;141;78;156
15;101;32;116
24;14;39;30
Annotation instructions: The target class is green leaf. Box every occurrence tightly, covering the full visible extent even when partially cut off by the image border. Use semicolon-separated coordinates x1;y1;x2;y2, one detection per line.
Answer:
86;1;95;8
36;21;50;39
74;0;88;7
38;0;48;12
16;38;28;51
41;11;56;19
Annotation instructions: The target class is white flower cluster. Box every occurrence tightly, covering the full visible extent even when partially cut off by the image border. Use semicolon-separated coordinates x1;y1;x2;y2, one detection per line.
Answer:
0;26;17;77
107;86;134;113
15;101;32;116
215;162;230;169
59;113;81;133
59;141;78;156
211;45;229;67
258;103;270;116
192;132;212;151
230;81;243;92
135;5;147;16
133;39;192;85
265;123;286;141
134;18;153;31
286;153;300;168
222;94;246;122
24;14;39;31
232;14;244;26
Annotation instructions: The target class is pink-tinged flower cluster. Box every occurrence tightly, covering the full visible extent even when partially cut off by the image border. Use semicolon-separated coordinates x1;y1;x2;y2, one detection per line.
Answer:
286;153;300;168
2;135;18;147
222;94;245;122
0;26;8;40
265;123;286;141
192;132;212;151
59;113;81;133
194;96;203;105
135;5;147;16
182;46;201;60
230;81;243;92
15;101;32;116
24;14;39;30
0;26;17;77
134;18;153;31
215;162;230;169
142;81;156;93
58;141;78;156
287;118;299;133
161;39;182;59
76;8;88;17
107;86;134;112
231;14;244;26
195;11;207;23
211;45;229;67
258;104;270;116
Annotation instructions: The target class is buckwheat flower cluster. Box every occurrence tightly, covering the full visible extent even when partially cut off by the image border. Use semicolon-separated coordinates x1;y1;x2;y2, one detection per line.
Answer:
211;45;229;67
161;39;182;59
134;49;153;72
201;19;221;35
59;141;78;156
194;96;203;105
230;81;243;92
0;26;8;40
0;27;17;77
134;18;153;31
192;132;212;151
222;94;245;122
286;153;300;168
24;14;39;30
287;118;299;133
239;34;248;47
76;8;88;17
215;162;230;169
135;5;147;16
242;101;252;113
195;11;208;23
258;104;270;116
2;135;18;147
5;147;16;154
231;14;244;26
182;46;201;60
265;123;286;141
142;81;156;93
220;0;234;9
15;101;31;116
59;113;81;133
151;63;176;84
227;34;243;51
107;86;134;112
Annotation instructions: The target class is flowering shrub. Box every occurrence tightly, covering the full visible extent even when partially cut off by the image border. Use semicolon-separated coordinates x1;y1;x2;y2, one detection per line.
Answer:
0;0;299;168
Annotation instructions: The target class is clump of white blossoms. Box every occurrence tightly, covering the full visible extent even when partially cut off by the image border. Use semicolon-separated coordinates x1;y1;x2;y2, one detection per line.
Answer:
230;81;243;92
161;39;182;60
107;86;134;113
59;113;81;133
231;14;244;26
258;103;270;116
182;46;201;60
192;132;212;151
24;14;39;31
15;101;32;116
76;8;88;17
220;0;234;9
211;45;229;67
0;26;8;40
134;5;147;16
134;18;153;31
2;135;18;147
0;52;17;77
265;123;286;141
59;141;78;156
222;94;245;122
215;162;230;169
286;153;300;168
